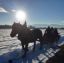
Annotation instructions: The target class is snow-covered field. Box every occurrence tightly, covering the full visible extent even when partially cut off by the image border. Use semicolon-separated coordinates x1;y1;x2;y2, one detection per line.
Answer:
0;29;64;63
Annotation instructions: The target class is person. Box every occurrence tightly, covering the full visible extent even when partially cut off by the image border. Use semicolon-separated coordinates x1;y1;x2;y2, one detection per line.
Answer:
45;26;51;34
50;27;54;34
44;26;51;42
54;28;60;41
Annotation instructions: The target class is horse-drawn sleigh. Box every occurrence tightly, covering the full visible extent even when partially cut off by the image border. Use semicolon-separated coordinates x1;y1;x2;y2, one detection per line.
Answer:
10;22;60;57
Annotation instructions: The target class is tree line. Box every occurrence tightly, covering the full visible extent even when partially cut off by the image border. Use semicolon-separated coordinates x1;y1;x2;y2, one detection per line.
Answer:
0;25;11;29
0;24;64;29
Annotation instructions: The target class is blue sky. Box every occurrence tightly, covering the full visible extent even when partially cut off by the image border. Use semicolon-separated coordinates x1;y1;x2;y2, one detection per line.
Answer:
0;0;64;25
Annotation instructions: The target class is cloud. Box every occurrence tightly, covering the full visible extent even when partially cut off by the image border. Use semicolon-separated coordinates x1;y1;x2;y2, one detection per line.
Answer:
11;9;16;13
0;7;7;13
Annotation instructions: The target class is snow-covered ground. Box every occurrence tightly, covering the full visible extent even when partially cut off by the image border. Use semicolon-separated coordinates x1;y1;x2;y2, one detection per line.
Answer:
0;29;64;63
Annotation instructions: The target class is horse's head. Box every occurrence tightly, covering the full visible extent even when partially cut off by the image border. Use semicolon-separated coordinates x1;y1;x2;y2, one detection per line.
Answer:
10;22;21;37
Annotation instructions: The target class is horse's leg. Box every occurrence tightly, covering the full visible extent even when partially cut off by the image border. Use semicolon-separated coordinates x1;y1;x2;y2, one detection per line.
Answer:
40;41;43;49
25;43;29;51
39;37;43;49
33;42;36;51
21;42;25;51
22;43;28;58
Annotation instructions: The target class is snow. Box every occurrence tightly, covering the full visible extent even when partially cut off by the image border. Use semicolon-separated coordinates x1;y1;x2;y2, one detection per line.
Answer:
0;29;64;63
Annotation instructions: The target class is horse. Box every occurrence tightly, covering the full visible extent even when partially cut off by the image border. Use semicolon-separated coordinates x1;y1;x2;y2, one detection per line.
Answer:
10;22;43;57
43;27;60;46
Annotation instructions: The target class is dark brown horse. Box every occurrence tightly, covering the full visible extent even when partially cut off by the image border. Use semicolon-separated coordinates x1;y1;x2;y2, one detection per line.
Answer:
10;22;43;57
43;27;60;45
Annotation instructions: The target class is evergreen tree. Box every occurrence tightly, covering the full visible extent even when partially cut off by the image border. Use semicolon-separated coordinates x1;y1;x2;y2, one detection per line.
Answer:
23;20;27;27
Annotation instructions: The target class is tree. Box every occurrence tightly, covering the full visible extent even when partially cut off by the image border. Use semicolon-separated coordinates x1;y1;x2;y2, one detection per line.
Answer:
23;20;27;27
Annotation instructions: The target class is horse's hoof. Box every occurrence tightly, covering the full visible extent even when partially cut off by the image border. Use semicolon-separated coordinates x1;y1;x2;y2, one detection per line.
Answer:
32;48;35;52
8;60;12;63
26;49;29;51
22;54;26;58
22;49;24;52
39;61;42;63
33;50;35;52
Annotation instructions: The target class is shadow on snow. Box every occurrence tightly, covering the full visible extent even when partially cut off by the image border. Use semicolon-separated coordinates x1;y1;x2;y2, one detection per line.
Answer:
0;36;64;63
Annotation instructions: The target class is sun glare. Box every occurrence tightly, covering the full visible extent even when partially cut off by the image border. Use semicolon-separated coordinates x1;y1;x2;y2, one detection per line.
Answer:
15;10;26;24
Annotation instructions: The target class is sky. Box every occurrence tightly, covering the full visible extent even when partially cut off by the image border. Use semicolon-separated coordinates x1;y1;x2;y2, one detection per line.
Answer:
0;0;64;25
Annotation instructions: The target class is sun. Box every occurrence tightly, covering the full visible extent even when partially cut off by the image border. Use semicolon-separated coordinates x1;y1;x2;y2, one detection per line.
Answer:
15;10;26;23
